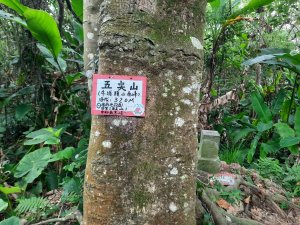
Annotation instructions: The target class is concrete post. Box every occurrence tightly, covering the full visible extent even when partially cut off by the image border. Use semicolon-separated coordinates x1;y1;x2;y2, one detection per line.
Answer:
198;130;220;174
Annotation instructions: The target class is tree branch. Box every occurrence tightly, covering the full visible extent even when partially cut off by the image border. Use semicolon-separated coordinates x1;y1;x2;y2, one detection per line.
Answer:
57;0;65;34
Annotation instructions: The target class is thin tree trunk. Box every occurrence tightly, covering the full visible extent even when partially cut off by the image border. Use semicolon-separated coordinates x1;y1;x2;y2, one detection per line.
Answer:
83;1;206;224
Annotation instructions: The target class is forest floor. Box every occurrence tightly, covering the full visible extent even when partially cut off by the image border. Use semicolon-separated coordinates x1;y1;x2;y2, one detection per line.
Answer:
19;161;300;225
197;162;300;225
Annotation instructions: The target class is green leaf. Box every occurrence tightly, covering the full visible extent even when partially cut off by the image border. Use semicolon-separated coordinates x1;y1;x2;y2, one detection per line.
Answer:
26;128;51;139
288;145;299;154
0;216;20;225
24;128;60;145
73;21;83;42
257;121;273;132
23;136;47;145
280;99;291;122
50;147;75;162
209;0;221;9
71;0;83;21
14;147;51;184
242;55;275;66
15;197;50;215
280;137;300;148
295;107;300;137
24;134;60;145
15;103;32;120
243;49;300;74
23;8;62;58
247;132;262;163
232;127;255;144
230;0;275;19
274;123;295;138
0;9;27;27
0;0;26;15
62;177;81;197
37;44;66;72
260;141;281;158
271;89;286;115
250;91;272;123
0;199;8;212
66;73;82;86
0;186;21;195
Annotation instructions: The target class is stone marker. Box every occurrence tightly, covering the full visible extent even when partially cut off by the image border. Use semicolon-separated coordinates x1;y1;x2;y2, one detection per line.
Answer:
198;130;221;174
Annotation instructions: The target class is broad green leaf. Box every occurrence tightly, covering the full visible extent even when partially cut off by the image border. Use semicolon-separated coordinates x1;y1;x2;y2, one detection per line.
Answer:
26;128;52;138
71;0;83;21
295;107;300;137
23;8;62;58
24;136;47;145
243;49;300;74
66;73;82;86
247;132;262;163
37;44;66;72
73;21;83;42
0;199;8;212
62;177;81;197
0;9;27;27
24;134;60;145
288;145;299;154
209;0;221;9
0;186;21;195
260;141;281;158
232;127;255;144
230;0;275;19
0;216;20;225
257;121;273;132
250;91;272;123
274;123;295;138
43;136;60;145
50;147;75;162
278;53;300;73
271;89;286;115
15;103;32;120
0;0;26;15
280;137;300;148
242;55;275;66
53;128;63;137
14;147;51;184
0;127;5;133
280;99;291;122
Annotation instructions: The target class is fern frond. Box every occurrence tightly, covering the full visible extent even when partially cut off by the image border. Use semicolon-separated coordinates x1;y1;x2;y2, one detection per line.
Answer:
15;197;50;215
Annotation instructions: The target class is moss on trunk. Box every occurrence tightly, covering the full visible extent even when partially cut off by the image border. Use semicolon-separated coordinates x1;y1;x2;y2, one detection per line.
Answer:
83;1;206;224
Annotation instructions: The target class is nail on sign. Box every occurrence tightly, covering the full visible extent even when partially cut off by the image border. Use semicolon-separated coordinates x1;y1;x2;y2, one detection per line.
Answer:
91;74;147;117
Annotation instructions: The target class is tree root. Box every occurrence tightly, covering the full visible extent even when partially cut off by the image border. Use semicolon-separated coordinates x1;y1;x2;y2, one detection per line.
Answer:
241;180;300;212
200;189;265;225
30;210;82;225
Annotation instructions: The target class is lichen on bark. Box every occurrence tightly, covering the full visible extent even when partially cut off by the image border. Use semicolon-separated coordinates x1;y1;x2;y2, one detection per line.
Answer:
83;1;207;224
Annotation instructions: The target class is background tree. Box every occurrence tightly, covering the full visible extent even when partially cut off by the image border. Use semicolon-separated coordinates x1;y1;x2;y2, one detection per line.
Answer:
83;0;206;224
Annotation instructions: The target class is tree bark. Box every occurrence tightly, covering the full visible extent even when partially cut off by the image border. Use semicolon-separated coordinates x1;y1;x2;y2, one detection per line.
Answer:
83;1;206;224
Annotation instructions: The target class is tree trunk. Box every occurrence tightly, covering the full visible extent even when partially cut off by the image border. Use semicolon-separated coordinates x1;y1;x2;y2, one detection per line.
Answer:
83;1;206;225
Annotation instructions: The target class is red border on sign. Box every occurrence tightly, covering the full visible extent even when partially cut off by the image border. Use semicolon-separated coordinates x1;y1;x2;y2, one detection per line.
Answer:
91;74;147;117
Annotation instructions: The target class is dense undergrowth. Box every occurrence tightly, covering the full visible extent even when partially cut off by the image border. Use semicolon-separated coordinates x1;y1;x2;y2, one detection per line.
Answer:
0;0;299;224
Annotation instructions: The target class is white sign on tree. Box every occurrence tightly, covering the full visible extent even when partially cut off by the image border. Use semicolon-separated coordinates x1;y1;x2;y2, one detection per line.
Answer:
91;74;147;117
